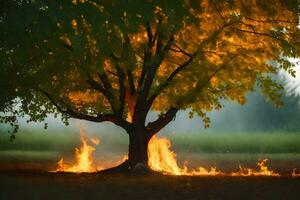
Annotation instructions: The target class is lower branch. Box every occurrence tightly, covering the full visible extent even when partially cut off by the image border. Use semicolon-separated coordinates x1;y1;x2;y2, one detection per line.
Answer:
37;89;132;131
146;107;178;136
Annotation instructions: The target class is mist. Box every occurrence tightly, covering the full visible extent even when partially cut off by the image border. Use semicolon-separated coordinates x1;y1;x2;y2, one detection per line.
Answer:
3;90;300;135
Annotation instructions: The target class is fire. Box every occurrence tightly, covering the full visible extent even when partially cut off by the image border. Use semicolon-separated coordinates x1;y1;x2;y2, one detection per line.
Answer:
148;136;183;175
53;127;298;177
148;136;283;177
148;136;223;176
292;169;300;177
231;159;279;176
54;126;101;173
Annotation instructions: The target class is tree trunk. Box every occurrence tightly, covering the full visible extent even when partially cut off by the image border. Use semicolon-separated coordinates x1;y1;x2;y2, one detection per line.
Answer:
100;128;152;174
128;128;151;170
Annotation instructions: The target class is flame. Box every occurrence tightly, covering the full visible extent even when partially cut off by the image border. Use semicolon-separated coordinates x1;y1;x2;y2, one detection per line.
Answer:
148;136;284;177
54;126;101;173
148;136;223;176
292;168;300;177
90;138;100;145
53;128;298;177
231;159;279;176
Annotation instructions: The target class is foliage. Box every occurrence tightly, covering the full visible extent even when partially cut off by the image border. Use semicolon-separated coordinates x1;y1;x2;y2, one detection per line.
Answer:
1;0;300;134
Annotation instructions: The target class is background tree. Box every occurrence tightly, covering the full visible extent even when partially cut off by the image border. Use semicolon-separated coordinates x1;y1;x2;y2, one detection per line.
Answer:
1;0;300;170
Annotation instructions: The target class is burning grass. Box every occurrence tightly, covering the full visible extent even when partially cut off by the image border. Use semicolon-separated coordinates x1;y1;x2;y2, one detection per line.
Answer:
53;126;100;173
2;125;300;176
51;127;298;177
148;136;281;176
53;126;126;173
148;136;223;176
292;169;300;177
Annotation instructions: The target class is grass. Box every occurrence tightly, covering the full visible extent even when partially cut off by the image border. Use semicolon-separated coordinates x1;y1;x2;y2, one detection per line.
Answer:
168;132;300;154
0;150;58;161
2;130;300;154
1;129;300;170
1;130;300;199
0;130;78;152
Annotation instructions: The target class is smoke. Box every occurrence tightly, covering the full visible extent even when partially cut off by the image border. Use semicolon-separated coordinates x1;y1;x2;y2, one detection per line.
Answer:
2;92;300;135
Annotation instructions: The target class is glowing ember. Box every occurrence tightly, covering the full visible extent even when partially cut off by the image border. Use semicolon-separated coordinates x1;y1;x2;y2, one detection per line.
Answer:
148;136;223;176
292;169;300;177
54;126;101;173
231;159;279;176
90;138;100;145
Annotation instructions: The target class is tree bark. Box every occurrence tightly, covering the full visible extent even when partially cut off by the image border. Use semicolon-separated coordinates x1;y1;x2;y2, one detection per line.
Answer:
100;88;177;174
128;128;151;169
100;127;152;174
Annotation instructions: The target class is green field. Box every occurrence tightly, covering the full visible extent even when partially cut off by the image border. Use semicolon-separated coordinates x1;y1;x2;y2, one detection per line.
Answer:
1;130;300;153
1;130;300;172
169;132;300;154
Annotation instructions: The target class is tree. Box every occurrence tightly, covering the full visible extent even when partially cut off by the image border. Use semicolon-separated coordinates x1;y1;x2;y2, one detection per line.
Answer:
1;0;300;171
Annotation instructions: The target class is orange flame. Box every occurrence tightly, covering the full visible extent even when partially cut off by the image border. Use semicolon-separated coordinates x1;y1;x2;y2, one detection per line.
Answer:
148;136;223;176
230;159;279;176
53;128;298;177
292;168;300;177
148;136;284;177
54;126;102;173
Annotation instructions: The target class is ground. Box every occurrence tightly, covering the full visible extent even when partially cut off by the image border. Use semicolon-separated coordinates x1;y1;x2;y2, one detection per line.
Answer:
1;132;300;199
1;170;300;200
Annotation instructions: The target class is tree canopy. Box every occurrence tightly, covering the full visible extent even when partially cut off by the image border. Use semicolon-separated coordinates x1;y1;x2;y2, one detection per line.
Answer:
1;0;300;134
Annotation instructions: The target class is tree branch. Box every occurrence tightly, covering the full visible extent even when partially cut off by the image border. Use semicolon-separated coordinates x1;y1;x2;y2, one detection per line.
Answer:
146;23;232;112
155;18;164;56
127;69;136;94
146;107;178;136
86;77;116;112
98;72;113;92
137;21;155;89
38;89;116;123
182;54;239;106
115;63;126;117
232;27;287;42
146;51;197;110
141;35;175;97
86;78;105;93
146;21;153;47
133;34;175;123
170;44;193;57
211;0;228;24
37;89;132;132
109;53;127;117
107;70;119;77
206;54;239;84
244;16;298;24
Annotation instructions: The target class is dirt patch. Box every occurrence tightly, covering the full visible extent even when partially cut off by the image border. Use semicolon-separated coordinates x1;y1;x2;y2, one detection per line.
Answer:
0;170;300;200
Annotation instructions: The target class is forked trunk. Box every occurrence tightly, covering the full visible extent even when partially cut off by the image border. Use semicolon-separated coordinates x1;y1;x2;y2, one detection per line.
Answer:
103;90;156;173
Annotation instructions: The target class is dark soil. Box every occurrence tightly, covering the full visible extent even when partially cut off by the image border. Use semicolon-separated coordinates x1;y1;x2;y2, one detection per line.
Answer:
0;170;300;200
